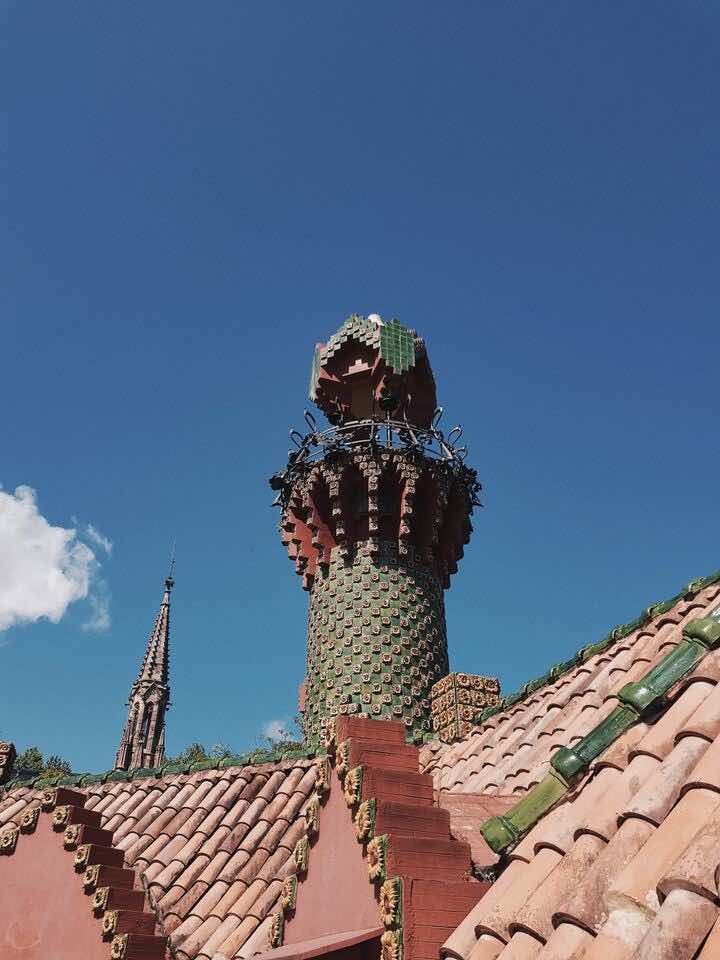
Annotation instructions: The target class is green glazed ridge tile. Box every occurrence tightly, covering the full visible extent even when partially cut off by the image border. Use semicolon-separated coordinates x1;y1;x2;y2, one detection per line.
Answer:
105;769;131;782
482;611;720;852
280;748;316;760
131;767;163;780
78;773;105;786
57;774;85;786
34;775;62;789
9;778;37;790
218;753;255;769
160;762;191;775
188;759;221;772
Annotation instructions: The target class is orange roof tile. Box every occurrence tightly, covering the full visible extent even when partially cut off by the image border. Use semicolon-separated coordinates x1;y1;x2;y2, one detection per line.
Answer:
420;580;720;960
0;758;317;959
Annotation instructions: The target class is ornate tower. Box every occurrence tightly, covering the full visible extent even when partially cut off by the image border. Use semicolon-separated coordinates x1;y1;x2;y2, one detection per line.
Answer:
114;572;173;770
272;314;482;745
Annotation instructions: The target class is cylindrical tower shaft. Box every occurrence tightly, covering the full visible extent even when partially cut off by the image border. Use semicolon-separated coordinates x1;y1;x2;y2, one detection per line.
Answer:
305;541;448;743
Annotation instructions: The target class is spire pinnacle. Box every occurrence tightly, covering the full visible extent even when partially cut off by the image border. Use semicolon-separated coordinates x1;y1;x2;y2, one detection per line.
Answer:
113;567;174;770
167;539;176;589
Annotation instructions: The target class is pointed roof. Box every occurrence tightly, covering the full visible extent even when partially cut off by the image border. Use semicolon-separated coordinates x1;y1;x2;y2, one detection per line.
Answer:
134;574;173;689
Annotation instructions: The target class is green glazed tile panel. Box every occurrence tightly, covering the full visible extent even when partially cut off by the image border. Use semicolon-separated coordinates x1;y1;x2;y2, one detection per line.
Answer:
316;314;417;378
305;539;448;745
379;319;416;375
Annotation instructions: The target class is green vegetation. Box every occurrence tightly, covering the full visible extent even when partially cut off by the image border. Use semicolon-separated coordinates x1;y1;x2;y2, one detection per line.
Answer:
13;746;73;778
169;742;234;764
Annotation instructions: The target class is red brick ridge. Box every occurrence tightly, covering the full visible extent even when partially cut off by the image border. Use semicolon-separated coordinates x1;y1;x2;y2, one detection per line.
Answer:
269;718;489;960
1;785;168;959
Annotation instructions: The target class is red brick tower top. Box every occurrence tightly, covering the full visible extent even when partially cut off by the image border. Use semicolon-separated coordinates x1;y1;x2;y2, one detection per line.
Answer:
309;313;437;427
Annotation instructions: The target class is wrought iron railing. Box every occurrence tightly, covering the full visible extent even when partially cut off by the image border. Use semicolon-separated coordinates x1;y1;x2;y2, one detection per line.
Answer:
270;408;481;508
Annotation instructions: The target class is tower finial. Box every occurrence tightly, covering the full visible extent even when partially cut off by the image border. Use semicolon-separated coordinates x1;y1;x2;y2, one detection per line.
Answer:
167;539;176;590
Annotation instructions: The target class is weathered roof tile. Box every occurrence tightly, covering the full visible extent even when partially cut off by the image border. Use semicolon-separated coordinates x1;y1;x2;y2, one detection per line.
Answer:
431;580;720;960
0;757;317;959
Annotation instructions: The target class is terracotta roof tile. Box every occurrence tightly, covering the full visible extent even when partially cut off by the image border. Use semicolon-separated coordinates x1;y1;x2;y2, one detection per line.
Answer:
431;580;720;960
697;914;720;959
536;923;592;959
496;930;543;959
217;914;265;959
510;833;605;942
0;757;317;959
633;888;718;960
200;916;244;958
580;754;658;841
467;935;505;960
621;735;709;827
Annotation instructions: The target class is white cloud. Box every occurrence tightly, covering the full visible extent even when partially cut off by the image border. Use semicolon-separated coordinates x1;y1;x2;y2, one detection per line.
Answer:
83;523;113;556
0;485;108;633
263;719;288;741
82;580;111;633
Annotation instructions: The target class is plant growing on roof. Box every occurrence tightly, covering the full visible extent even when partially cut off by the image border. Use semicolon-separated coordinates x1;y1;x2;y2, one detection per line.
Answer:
14;746;43;772
43;754;72;777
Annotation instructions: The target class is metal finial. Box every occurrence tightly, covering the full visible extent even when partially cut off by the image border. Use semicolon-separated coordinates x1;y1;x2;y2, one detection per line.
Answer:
166;540;176;590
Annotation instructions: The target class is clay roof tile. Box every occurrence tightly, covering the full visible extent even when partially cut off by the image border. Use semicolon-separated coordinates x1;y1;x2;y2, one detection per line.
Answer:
632;887;718;960
677;680;720;744
609;787;720;917
658;801;720;903
621;735;709;828
629;680;715;762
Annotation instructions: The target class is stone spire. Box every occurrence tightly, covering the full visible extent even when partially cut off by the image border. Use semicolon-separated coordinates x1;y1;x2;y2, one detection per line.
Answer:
272;313;484;745
114;571;174;770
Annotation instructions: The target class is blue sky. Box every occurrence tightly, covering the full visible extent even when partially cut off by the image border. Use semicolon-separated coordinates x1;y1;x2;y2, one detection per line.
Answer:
1;2;719;772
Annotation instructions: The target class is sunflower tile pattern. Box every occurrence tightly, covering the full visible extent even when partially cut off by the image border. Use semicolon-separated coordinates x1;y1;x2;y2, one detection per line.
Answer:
305;541;448;744
431;673;501;744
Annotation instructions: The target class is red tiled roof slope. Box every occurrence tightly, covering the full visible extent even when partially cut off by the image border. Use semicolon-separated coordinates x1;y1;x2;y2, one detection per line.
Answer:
419;581;720;959
0;758;318;960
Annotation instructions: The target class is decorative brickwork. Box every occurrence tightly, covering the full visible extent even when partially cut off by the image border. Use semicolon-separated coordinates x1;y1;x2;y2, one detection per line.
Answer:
431;672;501;743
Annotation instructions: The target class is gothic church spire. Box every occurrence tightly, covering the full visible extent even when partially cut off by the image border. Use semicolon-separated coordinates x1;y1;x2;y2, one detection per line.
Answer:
114;571;174;770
